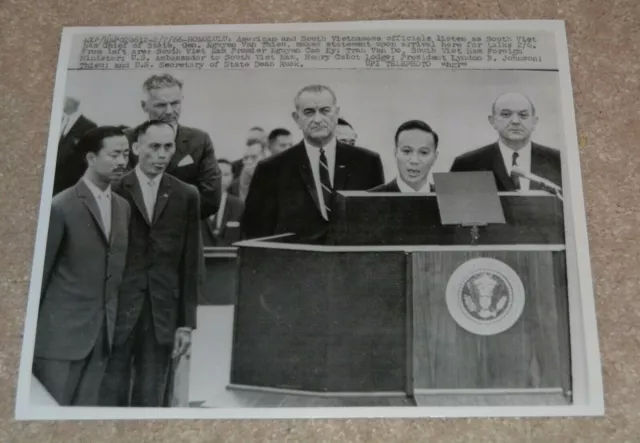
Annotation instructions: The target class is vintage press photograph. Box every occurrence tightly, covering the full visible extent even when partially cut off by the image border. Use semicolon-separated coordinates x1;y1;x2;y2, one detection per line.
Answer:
15;20;603;420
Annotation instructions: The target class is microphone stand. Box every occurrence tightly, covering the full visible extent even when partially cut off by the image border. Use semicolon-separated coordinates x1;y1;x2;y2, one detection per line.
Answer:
538;182;564;203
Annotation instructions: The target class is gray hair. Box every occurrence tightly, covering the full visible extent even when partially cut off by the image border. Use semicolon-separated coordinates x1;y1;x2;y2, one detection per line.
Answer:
142;73;183;94
293;84;337;110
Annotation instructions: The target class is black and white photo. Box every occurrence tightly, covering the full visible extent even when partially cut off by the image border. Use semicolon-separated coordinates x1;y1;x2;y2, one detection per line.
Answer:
16;20;603;420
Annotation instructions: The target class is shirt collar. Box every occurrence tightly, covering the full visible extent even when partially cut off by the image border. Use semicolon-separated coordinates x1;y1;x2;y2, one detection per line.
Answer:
396;174;434;193
498;139;532;170
135;164;163;188
83;177;111;200
64;110;82;132
303;137;337;158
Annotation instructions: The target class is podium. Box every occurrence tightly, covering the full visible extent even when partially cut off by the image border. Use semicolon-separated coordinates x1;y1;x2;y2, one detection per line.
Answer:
229;190;571;406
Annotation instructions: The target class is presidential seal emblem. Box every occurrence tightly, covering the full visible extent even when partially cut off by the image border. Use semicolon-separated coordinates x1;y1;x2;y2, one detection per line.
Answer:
445;257;525;336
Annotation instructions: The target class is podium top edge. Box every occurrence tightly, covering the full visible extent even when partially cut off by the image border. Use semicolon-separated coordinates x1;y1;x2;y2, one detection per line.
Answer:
337;191;556;197
234;243;567;253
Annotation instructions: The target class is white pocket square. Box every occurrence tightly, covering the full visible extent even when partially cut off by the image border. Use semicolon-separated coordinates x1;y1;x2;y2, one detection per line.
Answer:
226;221;240;228
177;155;194;167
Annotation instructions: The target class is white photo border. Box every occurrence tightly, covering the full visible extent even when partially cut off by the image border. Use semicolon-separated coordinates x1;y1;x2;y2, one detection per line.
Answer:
15;19;604;420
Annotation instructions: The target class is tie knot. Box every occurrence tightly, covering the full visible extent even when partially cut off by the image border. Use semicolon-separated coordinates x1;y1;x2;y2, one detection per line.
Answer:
512;152;519;166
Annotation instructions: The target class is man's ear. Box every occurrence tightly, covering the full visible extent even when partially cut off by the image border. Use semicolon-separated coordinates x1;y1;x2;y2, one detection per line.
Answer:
132;141;140;156
488;114;496;129
291;111;299;125
531;114;539;131
141;100;147;113
85;151;96;167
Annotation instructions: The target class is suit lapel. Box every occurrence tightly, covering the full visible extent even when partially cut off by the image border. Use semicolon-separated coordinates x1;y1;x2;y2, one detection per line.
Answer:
295;143;322;215
152;175;172;224
124;173;152;226
168;125;189;172
76;180;108;244
530;143;545;190
109;195;121;246
490;143;517;191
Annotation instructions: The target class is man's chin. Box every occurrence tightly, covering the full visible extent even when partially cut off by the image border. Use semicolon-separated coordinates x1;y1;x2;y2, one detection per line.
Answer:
401;174;427;184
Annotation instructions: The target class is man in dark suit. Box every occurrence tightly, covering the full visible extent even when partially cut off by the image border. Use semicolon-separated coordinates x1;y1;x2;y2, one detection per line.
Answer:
100;120;201;407
450;92;562;191
125;73;221;219
335;118;358;146
241;84;385;243
232;126;268;178
53;97;98;196
227;138;268;202
370;120;439;193
33;126;131;405
266;128;293;156
203;159;244;246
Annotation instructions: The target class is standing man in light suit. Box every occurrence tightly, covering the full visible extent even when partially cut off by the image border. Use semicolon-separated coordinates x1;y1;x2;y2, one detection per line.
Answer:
101;120;201;407
34;126;131;405
241;84;384;243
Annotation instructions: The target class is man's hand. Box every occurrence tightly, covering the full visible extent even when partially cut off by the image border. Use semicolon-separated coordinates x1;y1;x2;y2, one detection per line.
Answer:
172;327;192;359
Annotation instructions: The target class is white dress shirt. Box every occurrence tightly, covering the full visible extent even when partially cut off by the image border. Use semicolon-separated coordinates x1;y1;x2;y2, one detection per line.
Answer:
135;165;163;221
215;191;229;230
61;110;81;138
83;177;112;237
499;140;532;191
396;173;435;193
304;137;337;220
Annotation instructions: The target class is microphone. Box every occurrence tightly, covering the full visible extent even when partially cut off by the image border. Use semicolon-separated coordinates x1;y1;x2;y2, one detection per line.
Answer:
511;166;562;192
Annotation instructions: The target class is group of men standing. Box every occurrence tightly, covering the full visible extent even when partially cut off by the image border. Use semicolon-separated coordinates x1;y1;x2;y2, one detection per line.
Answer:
36;74;221;407
240;86;562;243
34;71;562;407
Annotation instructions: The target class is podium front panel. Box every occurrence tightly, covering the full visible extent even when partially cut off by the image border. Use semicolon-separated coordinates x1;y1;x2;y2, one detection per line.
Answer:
231;246;408;393
410;249;571;405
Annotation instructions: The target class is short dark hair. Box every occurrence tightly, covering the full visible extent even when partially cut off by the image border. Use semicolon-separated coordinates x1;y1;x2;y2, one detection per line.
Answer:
394;120;439;149
337;118;352;128
268;128;291;144
133;120;175;142
75;126;127;156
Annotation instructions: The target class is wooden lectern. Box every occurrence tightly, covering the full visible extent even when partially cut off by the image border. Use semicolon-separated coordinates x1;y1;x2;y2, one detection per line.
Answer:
228;185;571;406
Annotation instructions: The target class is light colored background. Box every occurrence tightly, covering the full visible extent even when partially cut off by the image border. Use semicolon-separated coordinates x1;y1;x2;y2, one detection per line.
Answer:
2;2;639;442
65;68;563;181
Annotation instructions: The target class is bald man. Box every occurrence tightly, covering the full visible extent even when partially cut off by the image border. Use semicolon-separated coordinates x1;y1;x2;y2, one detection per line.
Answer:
450;92;561;192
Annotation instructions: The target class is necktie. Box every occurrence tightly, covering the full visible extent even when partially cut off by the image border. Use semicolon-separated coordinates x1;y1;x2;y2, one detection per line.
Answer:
511;152;521;190
319;148;332;219
60;115;68;139
146;180;157;221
